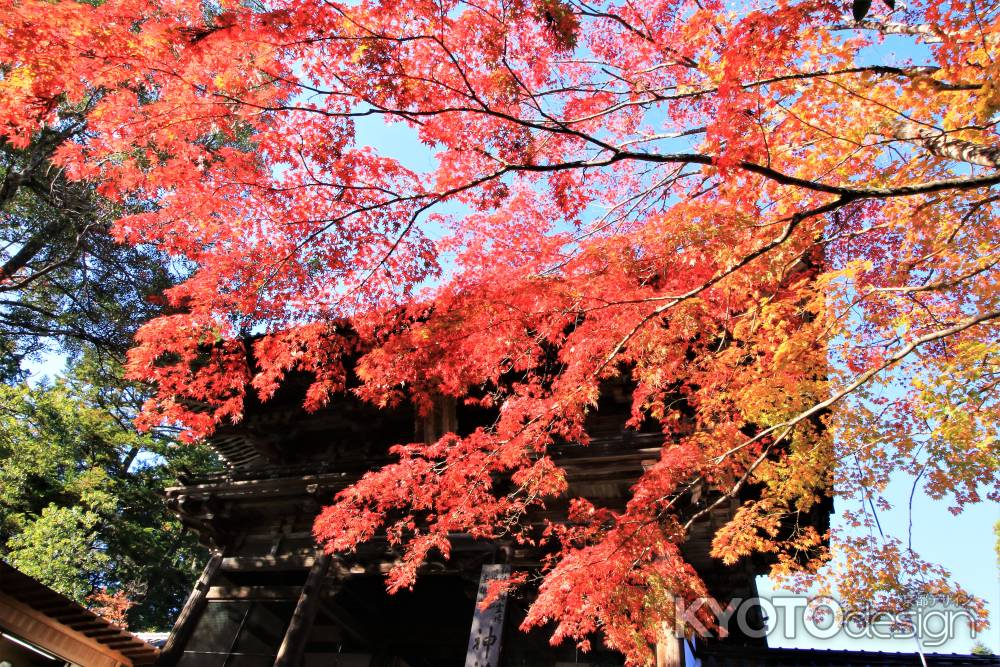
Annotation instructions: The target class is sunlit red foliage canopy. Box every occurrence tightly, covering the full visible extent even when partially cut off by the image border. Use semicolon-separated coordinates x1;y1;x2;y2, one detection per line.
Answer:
3;0;998;660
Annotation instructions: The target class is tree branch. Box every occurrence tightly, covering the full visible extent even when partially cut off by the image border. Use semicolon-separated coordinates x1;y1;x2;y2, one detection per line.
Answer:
893;122;1000;168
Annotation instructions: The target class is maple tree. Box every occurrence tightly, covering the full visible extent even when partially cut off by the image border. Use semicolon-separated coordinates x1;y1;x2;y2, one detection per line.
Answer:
87;588;134;629
4;0;999;661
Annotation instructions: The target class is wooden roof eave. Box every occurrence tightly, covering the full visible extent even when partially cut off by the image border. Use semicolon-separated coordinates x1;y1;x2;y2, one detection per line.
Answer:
0;562;160;666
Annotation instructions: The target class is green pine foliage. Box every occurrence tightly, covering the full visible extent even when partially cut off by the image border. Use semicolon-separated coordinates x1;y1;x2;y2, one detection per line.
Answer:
0;358;220;628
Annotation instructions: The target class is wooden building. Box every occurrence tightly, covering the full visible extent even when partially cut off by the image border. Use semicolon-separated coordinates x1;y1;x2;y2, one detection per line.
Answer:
158;370;830;667
0;562;159;667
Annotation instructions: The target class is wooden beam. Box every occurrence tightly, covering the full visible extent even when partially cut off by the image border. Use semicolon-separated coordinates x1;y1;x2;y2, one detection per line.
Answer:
221;554;318;571
84;628;127;638
66;620;107;631
50;611;97;623
33;601;76;613
206;585;302;600
158;553;223;667
274;553;331;667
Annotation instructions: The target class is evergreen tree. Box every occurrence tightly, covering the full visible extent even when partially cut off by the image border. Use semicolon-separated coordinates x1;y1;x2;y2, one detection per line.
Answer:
0;357;219;629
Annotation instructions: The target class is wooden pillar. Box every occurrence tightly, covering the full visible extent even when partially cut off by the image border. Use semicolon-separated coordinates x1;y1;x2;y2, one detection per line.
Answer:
158;552;222;667
274;553;331;667
419;394;458;443
655;631;684;667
